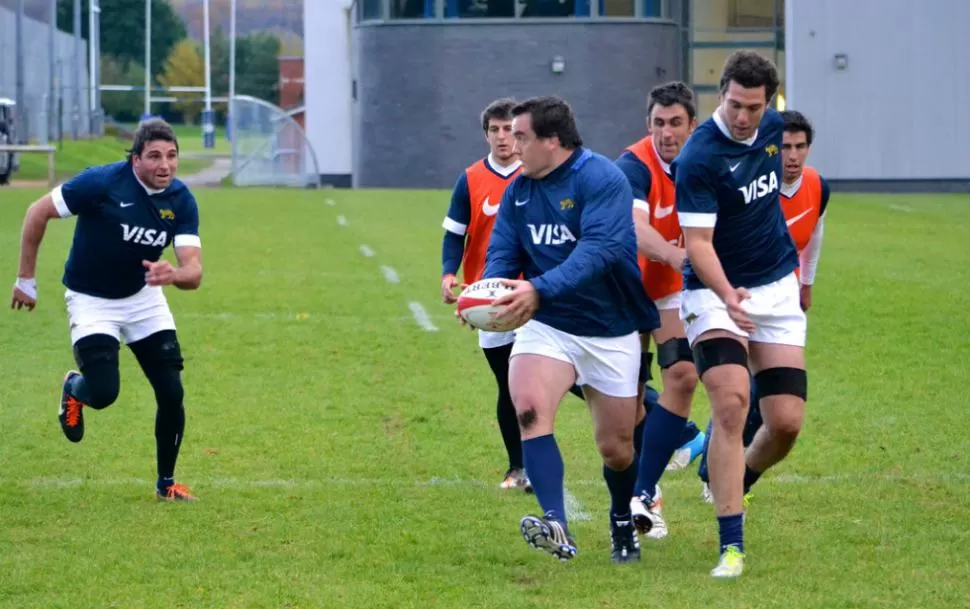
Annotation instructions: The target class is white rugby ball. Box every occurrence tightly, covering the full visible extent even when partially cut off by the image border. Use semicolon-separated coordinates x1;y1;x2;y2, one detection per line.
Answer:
457;278;519;332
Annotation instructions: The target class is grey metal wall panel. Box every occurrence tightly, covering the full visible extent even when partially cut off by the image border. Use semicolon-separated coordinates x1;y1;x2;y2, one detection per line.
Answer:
0;5;91;140
353;21;680;189
786;0;970;181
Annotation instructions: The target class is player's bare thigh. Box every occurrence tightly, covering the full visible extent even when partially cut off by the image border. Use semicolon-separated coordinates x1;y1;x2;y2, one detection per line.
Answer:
694;329;750;426
508;353;576;440
653;307;686;345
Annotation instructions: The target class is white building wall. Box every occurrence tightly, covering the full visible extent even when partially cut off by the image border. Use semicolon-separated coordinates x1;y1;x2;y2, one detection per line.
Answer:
304;0;353;183
786;0;970;182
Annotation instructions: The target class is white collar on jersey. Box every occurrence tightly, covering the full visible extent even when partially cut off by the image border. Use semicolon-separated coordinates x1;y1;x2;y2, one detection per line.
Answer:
132;166;166;196
649;137;672;176
487;153;521;178
781;174;803;198
713;107;758;146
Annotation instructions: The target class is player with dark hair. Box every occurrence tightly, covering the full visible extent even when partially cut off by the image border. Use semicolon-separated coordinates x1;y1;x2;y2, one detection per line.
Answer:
696;108;830;503
614;80;711;540
482;95;659;564
672;50;807;577
440;97;529;491
11;118;203;502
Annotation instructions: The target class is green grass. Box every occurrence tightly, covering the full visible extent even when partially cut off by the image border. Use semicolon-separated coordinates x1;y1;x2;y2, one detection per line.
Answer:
15;136;212;182
168;124;231;155
120;122;231;155
0;188;968;608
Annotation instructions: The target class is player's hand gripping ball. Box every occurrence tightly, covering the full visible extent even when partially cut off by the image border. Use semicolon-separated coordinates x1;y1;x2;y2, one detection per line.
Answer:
457;279;519;332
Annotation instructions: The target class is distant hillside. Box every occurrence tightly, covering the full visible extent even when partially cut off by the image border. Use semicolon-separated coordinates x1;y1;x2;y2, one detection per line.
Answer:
169;0;303;50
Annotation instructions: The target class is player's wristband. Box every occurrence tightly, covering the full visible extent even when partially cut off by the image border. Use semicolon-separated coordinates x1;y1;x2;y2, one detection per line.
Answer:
15;277;37;299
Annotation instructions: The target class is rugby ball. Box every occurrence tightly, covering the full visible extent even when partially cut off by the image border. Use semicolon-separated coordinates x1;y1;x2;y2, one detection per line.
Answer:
457;278;518;332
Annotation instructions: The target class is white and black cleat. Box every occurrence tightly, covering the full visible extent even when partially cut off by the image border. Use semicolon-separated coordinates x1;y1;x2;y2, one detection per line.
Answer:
610;519;641;564
520;514;577;561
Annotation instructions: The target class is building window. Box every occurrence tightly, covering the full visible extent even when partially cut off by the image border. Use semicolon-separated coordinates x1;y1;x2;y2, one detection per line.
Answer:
728;0;782;28
360;0;383;20
449;0;517;18
599;0;634;17
519;0;576;17
390;0;435;18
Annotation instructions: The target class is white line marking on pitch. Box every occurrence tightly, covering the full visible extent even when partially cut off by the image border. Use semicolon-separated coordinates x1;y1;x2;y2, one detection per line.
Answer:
563;487;591;522
408;302;439;332
381;265;400;284
359;245;375;257
888;204;913;212
325;199;335;207
336;215;348;226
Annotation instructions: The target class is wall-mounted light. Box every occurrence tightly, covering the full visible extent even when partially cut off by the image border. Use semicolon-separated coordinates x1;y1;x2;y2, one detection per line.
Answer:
551;56;565;74
833;53;849;71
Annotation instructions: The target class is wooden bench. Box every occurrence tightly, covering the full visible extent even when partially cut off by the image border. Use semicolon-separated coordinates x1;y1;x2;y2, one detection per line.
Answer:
0;144;57;187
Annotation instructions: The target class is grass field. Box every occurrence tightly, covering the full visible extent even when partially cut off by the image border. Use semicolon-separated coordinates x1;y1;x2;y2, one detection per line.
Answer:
14;135;213;183
0;187;968;608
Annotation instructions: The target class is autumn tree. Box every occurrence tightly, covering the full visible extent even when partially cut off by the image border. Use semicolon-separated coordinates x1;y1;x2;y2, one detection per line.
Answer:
158;40;206;123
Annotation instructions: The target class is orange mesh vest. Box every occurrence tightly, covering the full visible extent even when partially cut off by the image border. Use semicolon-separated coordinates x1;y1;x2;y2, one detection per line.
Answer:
628;137;683;301
460;159;521;284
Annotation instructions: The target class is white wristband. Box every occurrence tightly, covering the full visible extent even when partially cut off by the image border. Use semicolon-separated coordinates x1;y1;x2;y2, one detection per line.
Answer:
15;277;37;300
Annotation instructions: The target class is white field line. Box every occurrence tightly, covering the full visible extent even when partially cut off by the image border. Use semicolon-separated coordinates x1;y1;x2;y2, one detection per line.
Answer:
324;198;335;207
563;487;591;522
381;266;400;284
359;244;375;257
336;215;348;226
408;301;439;332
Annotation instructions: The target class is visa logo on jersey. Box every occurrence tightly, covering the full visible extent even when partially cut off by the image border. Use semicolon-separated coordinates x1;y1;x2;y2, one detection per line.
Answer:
739;171;779;205
122;224;168;246
528;223;577;246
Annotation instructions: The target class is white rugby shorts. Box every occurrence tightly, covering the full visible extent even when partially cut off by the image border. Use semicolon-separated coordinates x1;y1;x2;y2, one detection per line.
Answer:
65;285;176;345
479;329;515;349
511;319;641;398
654;292;682;311
680;271;806;347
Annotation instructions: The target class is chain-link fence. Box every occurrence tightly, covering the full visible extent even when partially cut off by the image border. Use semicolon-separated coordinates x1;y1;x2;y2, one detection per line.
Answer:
0;3;93;143
229;95;321;188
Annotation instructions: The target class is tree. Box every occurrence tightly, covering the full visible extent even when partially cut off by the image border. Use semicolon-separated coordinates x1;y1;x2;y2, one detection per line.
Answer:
158;40;206;124
57;0;187;79
235;33;282;106
100;57;146;123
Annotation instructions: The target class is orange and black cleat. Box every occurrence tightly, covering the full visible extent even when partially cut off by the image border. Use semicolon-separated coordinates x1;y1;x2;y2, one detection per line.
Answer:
58;370;86;443
156;482;197;502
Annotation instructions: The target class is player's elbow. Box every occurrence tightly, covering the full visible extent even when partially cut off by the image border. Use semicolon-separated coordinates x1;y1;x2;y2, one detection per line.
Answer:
26;196;59;226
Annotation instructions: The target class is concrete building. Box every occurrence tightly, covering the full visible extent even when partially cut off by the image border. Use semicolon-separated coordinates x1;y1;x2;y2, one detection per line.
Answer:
305;0;967;190
785;0;970;191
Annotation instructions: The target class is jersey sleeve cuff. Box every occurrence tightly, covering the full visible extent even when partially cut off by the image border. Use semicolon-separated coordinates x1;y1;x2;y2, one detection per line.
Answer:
174;234;202;248
51;186;73;218
633;198;650;217
442;217;467;236
677;212;717;228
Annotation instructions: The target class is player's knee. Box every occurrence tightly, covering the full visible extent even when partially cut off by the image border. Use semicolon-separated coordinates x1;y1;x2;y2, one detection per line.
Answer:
662;360;698;397
73;334;121;409
709;387;749;433
692;337;747;378
86;375;120;409
136;332;186;410
596;433;634;470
